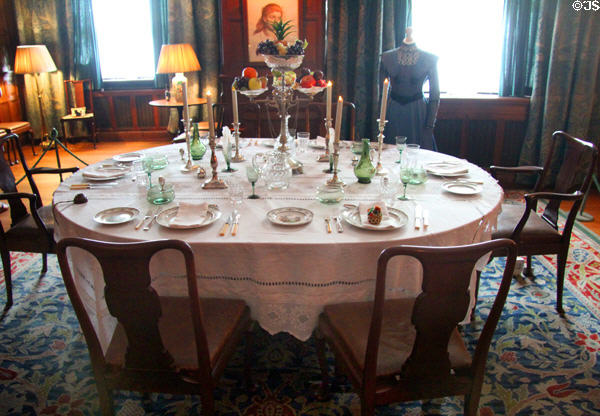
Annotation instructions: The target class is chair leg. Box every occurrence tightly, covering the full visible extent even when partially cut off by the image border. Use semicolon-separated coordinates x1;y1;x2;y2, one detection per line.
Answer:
244;324;255;392
360;395;375;416
97;385;115;416
464;391;481;416
524;255;534;278
41;253;48;274
201;391;215;416
556;251;568;314
1;249;13;311
314;329;331;400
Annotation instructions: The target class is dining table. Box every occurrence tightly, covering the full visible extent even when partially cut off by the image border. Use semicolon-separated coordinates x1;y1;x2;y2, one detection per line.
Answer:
53;139;503;350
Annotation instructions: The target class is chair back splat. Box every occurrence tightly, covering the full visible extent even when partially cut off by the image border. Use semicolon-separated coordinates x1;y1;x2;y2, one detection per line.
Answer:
317;239;517;415
57;238;252;415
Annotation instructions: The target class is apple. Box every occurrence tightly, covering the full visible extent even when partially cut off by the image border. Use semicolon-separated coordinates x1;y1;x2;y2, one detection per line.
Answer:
300;75;316;88
316;79;327;87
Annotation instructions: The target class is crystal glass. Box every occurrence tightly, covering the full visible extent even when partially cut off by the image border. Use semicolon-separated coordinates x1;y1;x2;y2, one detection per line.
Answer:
150;155;169;170
222;143;237;172
297;131;309;153
398;167;412;200
246;165;260;199
227;181;244;208
395;136;407;163
316;183;345;204
142;157;154;185
146;183;175;205
379;173;399;205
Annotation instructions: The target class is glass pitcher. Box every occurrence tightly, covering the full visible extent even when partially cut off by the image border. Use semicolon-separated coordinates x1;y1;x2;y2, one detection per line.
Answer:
263;151;292;190
353;139;376;184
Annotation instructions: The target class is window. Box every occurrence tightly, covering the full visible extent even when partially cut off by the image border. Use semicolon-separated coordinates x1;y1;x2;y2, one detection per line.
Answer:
91;0;156;82
412;0;505;95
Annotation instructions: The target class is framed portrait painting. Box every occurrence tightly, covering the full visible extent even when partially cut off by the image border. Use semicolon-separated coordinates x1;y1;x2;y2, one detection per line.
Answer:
244;0;300;63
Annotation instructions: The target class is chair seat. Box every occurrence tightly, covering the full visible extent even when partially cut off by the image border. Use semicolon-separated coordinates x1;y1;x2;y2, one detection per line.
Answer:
4;205;55;253
0;121;32;135
61;113;95;120
105;297;250;373
320;299;471;381
493;203;561;245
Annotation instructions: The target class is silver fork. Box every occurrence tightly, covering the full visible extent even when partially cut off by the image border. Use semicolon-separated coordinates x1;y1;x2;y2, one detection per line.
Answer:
334;216;343;233
135;208;153;230
143;208;160;231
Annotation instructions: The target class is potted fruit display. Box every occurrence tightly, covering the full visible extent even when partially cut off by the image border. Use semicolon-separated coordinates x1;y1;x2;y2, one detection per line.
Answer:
257;19;307;72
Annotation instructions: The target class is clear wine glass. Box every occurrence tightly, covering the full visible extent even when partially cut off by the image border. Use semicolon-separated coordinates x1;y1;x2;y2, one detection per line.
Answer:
246;165;260;199
142;157;154;186
379;173;398;205
398;167;412;200
395;136;407;163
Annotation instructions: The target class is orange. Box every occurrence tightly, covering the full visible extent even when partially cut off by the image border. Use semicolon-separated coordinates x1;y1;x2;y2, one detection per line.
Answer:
242;67;258;78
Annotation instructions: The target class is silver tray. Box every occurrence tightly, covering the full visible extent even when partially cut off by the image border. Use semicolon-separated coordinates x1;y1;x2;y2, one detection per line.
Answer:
341;207;408;231
94;207;140;225
267;207;313;226
156;205;221;229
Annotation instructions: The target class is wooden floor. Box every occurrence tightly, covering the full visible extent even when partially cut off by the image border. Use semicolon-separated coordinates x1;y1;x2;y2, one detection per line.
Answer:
3;139;600;236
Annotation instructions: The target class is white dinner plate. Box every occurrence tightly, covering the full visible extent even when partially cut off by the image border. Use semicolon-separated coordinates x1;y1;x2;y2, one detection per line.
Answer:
442;181;483;195
156;205;222;229
263;139;277;147
424;161;469;177
267;207;313;226
113;152;143;163
296;86;326;96
93;207;140;225
341;207;408;231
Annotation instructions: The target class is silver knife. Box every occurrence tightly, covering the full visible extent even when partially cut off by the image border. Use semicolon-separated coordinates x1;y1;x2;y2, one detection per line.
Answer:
231;212;240;236
335;216;343;233
219;214;232;236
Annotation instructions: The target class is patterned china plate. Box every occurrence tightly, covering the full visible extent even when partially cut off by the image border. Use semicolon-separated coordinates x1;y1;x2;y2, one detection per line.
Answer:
341;207;408;231
267;207;313;226
93;207;140;225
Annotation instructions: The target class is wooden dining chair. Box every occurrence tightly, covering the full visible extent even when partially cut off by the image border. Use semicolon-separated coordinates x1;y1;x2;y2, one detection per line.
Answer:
0;133;78;312
488;130;598;314
315;238;517;416
56;238;254;416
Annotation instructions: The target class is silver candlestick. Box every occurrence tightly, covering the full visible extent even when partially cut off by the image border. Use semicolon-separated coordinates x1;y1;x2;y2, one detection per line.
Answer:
375;118;388;175
202;131;227;189
318;117;333;163
231;122;245;162
327;139;344;186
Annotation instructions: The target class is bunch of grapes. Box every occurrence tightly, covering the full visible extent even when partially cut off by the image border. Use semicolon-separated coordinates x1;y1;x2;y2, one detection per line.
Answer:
286;40;305;55
233;76;249;91
256;40;279;55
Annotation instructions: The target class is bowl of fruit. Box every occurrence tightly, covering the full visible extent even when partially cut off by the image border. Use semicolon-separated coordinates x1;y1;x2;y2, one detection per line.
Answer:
234;67;268;98
257;19;308;72
296;68;327;97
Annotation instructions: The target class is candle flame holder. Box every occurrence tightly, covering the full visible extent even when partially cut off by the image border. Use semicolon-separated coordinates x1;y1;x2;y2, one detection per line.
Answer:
202;132;227;189
318;117;333;163
231;122;245;162
375;118;388;176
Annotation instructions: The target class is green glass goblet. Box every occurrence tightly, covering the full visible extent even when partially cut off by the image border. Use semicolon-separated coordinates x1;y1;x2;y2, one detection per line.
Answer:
395;136;407;163
246;165;260;199
222;144;237;173
398;167;412;200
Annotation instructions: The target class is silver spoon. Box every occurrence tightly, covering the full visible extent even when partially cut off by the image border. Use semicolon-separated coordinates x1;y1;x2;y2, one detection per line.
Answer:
158;176;165;192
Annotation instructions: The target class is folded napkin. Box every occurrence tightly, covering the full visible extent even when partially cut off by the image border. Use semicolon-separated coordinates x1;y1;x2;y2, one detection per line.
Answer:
357;202;395;230
425;161;468;175
82;168;125;179
170;202;209;227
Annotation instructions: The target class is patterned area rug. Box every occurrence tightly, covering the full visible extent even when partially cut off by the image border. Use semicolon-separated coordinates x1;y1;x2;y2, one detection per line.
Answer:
2;221;600;415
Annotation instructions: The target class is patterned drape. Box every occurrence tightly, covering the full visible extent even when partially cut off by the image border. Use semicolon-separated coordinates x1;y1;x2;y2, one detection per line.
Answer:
14;1;74;139
326;0;410;140
166;0;220;134
520;0;600;171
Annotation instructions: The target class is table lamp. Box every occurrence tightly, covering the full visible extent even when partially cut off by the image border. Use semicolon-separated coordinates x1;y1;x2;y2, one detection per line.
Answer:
156;43;201;171
15;45;57;147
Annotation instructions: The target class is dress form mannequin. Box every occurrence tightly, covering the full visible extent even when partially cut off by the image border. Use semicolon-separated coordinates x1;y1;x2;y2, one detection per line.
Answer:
380;27;440;150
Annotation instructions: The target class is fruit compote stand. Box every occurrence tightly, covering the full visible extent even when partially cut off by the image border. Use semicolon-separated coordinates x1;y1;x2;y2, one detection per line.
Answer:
238;53;325;174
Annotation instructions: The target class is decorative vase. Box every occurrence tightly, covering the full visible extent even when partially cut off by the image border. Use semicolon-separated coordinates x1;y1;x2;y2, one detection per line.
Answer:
190;123;206;160
354;139;376;184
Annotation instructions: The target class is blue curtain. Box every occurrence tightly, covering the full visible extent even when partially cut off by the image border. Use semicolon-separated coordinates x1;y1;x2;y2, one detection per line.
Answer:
520;0;600;171
499;0;539;97
326;0;411;139
71;0;102;88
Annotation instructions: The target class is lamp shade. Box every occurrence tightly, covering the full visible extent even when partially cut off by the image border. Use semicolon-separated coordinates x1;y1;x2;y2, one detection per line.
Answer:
156;43;201;74
14;45;57;74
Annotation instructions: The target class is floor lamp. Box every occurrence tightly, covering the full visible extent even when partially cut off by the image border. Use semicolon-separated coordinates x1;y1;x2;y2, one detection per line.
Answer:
155;43;201;171
14;45;87;175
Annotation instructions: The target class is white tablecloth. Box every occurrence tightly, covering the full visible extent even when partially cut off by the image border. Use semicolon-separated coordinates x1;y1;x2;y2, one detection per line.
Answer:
54;140;503;348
